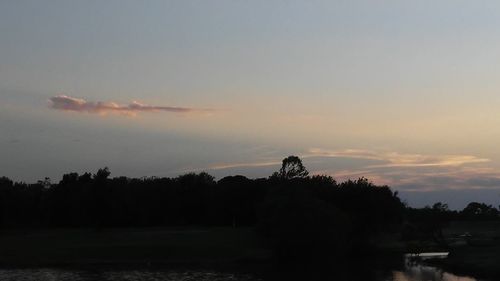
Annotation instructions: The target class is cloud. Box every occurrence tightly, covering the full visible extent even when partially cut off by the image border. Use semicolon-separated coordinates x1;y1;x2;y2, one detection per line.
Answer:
307;148;383;160
306;148;489;168
311;163;500;194
49;95;208;116
304;147;500;195
208;161;281;170
394;172;500;193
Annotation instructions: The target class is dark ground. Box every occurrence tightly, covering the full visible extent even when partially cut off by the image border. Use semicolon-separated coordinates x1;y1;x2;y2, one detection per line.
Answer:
0;227;271;268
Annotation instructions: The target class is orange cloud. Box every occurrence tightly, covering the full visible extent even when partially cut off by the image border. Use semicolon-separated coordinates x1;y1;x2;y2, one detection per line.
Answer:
49;95;208;116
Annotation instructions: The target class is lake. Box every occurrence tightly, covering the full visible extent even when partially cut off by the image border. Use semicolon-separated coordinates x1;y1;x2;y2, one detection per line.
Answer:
0;269;262;281
0;255;486;281
389;254;484;281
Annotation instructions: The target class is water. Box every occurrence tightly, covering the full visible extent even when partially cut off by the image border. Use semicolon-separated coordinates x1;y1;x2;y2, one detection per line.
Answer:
0;255;487;281
388;253;485;281
391;265;478;281
0;269;263;281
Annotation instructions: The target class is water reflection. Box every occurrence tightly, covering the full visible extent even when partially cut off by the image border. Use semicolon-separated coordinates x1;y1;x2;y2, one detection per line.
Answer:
390;255;480;281
0;257;486;281
0;269;262;281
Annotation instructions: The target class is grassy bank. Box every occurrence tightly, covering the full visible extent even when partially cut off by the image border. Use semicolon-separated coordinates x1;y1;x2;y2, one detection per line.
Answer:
0;227;272;268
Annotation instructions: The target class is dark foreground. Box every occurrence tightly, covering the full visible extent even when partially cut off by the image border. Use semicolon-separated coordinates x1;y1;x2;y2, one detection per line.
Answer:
0;227;271;268
427;221;500;279
0;225;498;281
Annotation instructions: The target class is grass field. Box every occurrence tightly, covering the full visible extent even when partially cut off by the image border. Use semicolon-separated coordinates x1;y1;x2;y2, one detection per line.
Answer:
0;227;271;268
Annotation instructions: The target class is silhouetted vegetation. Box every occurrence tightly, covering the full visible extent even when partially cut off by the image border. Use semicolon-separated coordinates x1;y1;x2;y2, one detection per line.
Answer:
0;156;499;268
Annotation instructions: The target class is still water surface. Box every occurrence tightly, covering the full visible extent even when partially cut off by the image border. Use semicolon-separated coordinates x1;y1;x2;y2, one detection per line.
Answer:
389;257;484;281
0;259;486;281
0;269;262;281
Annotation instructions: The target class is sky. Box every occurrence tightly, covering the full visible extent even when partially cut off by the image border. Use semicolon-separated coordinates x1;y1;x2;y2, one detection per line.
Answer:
2;0;500;209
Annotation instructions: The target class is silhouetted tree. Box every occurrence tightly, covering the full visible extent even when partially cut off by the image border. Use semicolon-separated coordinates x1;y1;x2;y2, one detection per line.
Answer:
461;202;499;220
213;175;264;227
259;183;350;264
0;177;14;227
272;155;309;180
94;167;111;181
402;201;459;247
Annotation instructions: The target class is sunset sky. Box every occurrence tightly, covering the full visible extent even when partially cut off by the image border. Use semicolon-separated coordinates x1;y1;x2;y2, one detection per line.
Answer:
2;1;500;208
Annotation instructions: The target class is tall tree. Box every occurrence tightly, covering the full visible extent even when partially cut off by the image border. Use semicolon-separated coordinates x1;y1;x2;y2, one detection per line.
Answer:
274;156;309;180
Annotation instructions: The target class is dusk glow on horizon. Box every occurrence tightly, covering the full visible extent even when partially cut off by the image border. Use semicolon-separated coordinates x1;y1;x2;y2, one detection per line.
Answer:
2;0;500;208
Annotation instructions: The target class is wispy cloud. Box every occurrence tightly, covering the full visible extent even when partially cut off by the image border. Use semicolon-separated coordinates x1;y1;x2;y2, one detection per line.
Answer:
307;148;382;160
322;166;500;192
170;160;281;179
207;161;281;170
306;148;489;168
305;148;499;193
369;154;489;168
49;95;209;116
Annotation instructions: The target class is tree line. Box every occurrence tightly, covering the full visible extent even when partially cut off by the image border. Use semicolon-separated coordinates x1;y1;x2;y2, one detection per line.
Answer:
0;156;498;263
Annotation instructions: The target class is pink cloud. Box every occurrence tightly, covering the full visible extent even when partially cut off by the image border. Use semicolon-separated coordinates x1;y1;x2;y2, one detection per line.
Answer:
49;95;208;116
